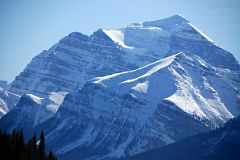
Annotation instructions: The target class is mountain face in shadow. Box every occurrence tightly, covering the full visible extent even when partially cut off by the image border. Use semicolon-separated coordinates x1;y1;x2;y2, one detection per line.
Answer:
123;117;240;160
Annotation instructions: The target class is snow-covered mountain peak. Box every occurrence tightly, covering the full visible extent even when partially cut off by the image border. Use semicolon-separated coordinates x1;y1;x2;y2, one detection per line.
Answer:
92;52;238;126
67;32;89;41
18;92;66;113
142;15;214;43
103;15;219;64
90;28;116;46
8;15;239;100
102;15;239;70
143;14;189;29
0;91;67;131
1;15;239;160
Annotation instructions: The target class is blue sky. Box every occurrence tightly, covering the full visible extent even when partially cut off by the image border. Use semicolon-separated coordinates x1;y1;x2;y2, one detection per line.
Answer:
1;0;240;82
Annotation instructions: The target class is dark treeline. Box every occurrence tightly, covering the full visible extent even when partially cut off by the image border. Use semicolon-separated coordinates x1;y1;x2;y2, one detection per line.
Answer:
0;129;57;160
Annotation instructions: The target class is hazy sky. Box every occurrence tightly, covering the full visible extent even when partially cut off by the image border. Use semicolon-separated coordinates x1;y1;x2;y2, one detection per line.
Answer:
1;0;240;82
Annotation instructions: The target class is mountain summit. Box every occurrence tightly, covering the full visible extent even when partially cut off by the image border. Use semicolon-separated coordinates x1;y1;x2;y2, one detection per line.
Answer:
104;15;239;70
143;14;189;28
8;15;240;98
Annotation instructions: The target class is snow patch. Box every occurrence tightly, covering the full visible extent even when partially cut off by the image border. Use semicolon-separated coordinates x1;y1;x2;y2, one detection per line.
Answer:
132;81;149;93
103;29;134;49
26;94;43;104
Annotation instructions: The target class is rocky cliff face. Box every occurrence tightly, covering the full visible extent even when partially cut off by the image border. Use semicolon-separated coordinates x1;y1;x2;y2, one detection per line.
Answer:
9;30;136;97
0;86;19;118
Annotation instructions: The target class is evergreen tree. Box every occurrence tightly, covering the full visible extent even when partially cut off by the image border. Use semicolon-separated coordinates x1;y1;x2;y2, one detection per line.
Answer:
39;131;46;160
47;151;57;160
0;129;57;160
32;132;39;160
27;139;33;160
11;129;17;160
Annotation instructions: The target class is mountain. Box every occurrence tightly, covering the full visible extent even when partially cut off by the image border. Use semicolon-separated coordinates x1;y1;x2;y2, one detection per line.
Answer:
4;15;239;118
123;117;240;160
0;92;66;132
104;14;239;70
8;30;136;97
0;15;240;160
1;28;137;126
8;15;239;98
0;80;8;89
35;52;239;160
